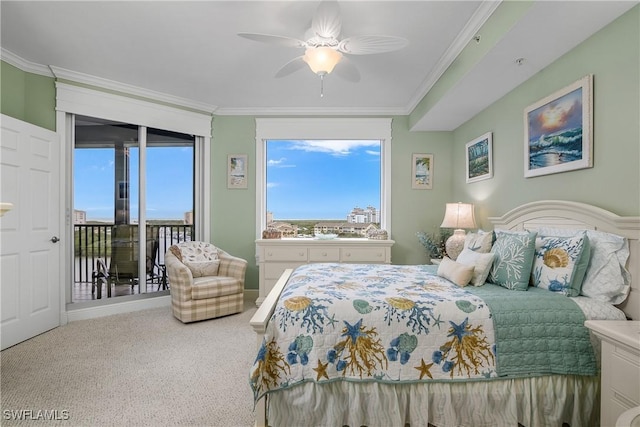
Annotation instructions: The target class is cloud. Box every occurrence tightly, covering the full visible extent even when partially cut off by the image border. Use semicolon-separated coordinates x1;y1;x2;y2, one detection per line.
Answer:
288;140;380;157
268;157;296;168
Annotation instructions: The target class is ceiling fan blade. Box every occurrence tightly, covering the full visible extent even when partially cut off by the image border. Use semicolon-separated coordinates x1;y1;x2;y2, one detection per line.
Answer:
238;33;306;49
312;0;341;39
275;56;307;78
332;57;360;83
338;35;409;55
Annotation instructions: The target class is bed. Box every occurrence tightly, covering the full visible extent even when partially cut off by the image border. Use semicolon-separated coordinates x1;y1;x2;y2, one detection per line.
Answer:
249;200;640;427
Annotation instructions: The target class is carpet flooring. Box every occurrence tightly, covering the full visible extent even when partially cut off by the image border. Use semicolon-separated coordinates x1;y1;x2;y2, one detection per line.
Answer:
1;301;258;427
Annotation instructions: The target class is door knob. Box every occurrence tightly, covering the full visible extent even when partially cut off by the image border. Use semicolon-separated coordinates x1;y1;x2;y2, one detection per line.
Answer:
50;236;60;243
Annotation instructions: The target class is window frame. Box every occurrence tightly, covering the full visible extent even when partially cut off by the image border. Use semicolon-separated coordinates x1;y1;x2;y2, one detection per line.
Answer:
255;118;392;239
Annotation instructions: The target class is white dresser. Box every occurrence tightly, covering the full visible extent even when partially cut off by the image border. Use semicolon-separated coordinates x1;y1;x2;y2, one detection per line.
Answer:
585;320;640;427
255;238;394;306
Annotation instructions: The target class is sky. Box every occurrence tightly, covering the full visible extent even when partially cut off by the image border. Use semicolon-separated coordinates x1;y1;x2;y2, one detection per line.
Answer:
74;139;380;222
74;146;194;221
266;139;381;220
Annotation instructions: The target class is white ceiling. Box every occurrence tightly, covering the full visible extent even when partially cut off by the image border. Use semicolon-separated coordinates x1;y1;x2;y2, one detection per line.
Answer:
1;1;636;131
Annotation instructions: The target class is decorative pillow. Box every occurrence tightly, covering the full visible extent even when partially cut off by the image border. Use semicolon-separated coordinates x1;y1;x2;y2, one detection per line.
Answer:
456;248;495;287
184;260;220;278
488;230;537;291
463;230;494;253
437;257;474;287
531;234;589;297
177;241;219;262
538;228;630;304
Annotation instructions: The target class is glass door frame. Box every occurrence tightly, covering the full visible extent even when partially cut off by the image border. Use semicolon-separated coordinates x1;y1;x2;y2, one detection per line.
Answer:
56;82;211;310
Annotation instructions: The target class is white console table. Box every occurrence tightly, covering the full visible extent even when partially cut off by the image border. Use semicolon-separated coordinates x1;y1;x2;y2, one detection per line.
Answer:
255;238;394;306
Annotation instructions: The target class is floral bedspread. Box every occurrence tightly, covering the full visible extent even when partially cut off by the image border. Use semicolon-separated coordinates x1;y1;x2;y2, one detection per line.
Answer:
250;263;497;402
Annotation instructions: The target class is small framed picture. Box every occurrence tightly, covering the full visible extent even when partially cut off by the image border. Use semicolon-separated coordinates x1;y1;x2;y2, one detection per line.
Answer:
412;153;433;190
227;154;248;189
524;75;593;178
465;132;493;183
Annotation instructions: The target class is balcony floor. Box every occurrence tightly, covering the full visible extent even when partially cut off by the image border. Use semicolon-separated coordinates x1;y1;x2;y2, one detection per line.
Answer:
73;281;167;302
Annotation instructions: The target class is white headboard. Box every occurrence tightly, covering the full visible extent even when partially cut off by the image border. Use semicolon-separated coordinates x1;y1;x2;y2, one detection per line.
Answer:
489;200;640;321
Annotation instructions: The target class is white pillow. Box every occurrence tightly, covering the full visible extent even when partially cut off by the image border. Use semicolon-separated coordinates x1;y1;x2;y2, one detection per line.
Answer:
456;248;495;286
538;228;630;304
437;257;474;287
463;230;494;253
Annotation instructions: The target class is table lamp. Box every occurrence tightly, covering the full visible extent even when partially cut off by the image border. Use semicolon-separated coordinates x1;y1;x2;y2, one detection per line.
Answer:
440;202;477;260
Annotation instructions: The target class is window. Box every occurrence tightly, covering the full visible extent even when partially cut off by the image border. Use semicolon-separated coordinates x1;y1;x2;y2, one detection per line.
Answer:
72;115;196;301
56;82;211;306
256;118;392;238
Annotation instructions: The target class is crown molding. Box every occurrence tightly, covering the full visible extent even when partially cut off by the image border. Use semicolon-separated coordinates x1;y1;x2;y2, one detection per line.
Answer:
405;0;502;113
1;48;54;77
215;106;408;117
49;66;218;114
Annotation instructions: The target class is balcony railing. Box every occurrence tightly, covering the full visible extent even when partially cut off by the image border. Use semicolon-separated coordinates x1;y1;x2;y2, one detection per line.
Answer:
74;223;194;286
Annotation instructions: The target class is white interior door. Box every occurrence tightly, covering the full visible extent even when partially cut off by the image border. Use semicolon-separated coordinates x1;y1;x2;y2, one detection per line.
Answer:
1;114;60;350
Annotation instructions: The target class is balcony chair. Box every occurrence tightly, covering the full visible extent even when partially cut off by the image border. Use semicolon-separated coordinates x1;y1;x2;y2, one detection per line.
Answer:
92;225;166;298
164;241;247;323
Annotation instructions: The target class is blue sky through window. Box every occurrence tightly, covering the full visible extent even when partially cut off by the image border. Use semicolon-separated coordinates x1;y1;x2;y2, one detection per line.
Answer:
266;140;381;220
74;146;194;221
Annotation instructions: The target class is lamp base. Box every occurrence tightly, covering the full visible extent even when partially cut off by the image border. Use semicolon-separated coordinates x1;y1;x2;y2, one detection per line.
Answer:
445;229;467;260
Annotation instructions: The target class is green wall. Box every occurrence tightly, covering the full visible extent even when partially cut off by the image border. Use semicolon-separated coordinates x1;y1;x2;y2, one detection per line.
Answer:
3;5;637;292
1;61;56;131
452;5;640;229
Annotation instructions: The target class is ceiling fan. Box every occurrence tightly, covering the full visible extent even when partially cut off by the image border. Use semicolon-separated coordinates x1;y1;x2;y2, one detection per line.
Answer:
238;0;409;96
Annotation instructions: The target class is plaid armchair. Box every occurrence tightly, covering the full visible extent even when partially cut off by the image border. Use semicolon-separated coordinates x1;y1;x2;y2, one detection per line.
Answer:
165;241;247;323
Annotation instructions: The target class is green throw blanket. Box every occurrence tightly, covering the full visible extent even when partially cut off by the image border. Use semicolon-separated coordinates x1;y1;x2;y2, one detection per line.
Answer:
466;282;597;377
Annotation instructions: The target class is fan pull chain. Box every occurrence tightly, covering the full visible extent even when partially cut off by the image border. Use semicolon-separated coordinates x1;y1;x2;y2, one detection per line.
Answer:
320;73;325;98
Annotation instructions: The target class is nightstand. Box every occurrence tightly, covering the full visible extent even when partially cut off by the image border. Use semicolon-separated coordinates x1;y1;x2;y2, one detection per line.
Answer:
585;320;640;427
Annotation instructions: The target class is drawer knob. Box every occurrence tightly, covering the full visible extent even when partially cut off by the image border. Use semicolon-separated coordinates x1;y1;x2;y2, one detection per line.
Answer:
299;252;305;256
322;252;327;256
267;252;272;256
345;253;351;257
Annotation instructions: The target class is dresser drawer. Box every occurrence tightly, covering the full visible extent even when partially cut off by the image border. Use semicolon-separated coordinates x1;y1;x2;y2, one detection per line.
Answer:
264;262;305;280
610;344;640;405
309;247;340;262
262;246;308;262
340;247;387;262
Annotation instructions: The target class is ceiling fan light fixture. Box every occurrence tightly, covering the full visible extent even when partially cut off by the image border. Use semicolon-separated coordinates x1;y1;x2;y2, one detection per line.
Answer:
303;47;342;75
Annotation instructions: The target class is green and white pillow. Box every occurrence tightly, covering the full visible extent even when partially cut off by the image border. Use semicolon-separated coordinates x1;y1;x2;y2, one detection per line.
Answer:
488;230;537;291
531;234;590;297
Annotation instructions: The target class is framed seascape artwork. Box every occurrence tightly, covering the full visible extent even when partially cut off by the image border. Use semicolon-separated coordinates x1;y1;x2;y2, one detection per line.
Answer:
412;153;433;190
524;74;593;178
227;154;248;189
465;132;493;183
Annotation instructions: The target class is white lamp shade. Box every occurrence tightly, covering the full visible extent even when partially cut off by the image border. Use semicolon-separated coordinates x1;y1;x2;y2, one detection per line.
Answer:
440;202;477;260
303;47;342;74
440;203;477;229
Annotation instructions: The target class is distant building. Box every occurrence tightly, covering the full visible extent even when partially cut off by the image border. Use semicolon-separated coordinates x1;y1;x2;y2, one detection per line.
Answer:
266;211;274;224
347;206;379;223
271;221;298;237
314;222;378;237
74;210;87;224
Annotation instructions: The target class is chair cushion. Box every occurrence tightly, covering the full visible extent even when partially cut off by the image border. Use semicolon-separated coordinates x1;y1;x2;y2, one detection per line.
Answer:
191;276;242;300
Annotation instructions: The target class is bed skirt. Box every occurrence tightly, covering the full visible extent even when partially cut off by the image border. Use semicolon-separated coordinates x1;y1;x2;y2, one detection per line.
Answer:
266;375;599;427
